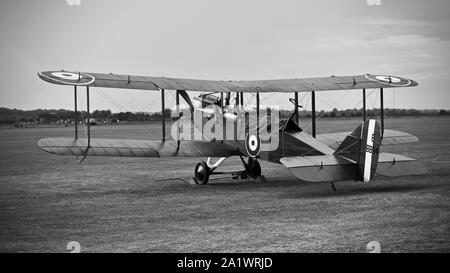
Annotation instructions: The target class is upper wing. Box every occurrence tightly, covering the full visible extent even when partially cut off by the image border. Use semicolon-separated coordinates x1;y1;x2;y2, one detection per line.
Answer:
316;129;419;150
38;138;242;158
38;71;418;93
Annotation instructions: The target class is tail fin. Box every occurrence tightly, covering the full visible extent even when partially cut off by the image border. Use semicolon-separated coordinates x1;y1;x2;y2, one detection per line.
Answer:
280;119;424;183
334;119;381;182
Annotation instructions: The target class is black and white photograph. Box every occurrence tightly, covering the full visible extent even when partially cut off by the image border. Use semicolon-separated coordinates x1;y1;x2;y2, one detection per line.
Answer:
0;0;449;257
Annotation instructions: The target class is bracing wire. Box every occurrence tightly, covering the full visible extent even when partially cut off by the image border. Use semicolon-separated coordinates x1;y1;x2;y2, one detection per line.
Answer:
302;89;352;131
370;89;379;109
304;92;310;110
260;92;277;105
139;95;161;112
302;88;379;134
79;107;87;139
93;87;128;112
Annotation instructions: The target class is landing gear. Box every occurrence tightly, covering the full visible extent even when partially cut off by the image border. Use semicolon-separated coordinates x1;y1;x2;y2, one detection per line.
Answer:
247;157;261;178
193;156;262;185
194;161;210;185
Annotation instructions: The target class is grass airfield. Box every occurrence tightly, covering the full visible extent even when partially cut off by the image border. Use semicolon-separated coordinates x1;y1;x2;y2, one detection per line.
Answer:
0;117;449;252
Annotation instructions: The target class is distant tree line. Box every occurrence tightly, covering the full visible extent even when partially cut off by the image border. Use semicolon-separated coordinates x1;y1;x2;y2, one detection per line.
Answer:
280;108;450;119
0;107;173;124
0;107;448;125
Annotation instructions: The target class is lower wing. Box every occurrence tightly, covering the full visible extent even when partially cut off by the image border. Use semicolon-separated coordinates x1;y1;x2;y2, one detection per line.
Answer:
38;138;242;158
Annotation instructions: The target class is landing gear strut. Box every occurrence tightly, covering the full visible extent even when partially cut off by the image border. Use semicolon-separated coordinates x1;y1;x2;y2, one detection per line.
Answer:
246;157;261;178
193;156;262;185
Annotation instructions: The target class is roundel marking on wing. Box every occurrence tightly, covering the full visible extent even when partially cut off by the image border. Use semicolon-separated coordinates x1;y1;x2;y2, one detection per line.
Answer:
364;74;411;87
248;135;258;151
375;75;401;83
39;71;96;85
245;133;261;157
51;72;83;81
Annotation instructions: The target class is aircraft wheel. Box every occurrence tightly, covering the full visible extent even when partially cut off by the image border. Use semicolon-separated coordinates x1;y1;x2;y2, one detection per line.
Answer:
248;158;261;178
194;161;210;185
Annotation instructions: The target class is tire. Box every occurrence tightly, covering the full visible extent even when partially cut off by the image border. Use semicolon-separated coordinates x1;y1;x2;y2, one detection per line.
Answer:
194;161;209;185
248;158;261;178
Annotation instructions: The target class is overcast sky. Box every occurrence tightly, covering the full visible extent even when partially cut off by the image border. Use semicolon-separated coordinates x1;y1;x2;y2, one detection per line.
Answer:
0;0;449;112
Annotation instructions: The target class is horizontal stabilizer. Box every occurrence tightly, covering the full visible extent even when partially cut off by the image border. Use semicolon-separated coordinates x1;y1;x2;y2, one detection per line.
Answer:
38;138;241;158
317;129;419;150
376;153;427;177
280;155;356;182
280;152;426;183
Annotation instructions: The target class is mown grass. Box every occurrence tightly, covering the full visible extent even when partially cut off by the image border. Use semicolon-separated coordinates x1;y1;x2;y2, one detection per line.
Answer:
0;116;449;252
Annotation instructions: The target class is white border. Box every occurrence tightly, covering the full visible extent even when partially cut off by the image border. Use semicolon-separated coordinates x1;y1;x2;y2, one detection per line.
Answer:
38;71;95;86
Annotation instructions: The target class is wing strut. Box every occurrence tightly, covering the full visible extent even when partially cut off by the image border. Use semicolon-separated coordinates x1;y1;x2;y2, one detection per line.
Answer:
311;91;316;138
294;92;299;124
380;87;384;137
176;90;180;148
178;90;194;112
74;85;78;139
362;88;367;122
86;86;90;146
256;92;260;134
161;89;165;141
79;86;91;163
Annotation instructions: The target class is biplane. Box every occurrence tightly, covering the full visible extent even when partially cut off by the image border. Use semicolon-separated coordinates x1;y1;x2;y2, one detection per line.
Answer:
37;71;426;190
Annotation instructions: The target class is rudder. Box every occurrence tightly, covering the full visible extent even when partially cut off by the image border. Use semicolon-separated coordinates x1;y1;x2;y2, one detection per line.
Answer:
334;119;381;182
